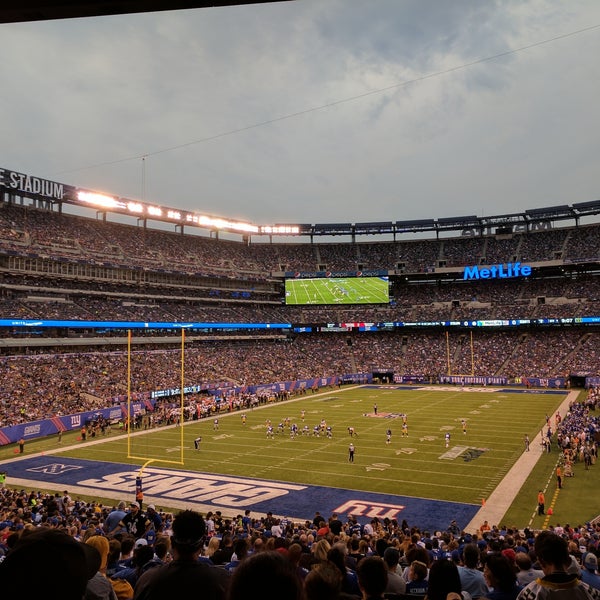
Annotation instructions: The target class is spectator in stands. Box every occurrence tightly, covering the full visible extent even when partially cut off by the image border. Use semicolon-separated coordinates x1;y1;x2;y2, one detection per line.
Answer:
86;533;124;599
458;543;490;599
514;552;543;587
227;550;306;600
517;530;600;599
356;555;388;600
383;546;407;595
581;552;600;591
426;557;472;600
0;526;102;600
133;509;230;600
304;560;356;600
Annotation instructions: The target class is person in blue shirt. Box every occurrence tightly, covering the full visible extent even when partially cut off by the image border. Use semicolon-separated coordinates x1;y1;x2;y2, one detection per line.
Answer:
406;559;429;596
581;552;600;591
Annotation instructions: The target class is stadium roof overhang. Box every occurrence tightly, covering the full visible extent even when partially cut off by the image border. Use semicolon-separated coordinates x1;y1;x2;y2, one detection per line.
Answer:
0;1;291;24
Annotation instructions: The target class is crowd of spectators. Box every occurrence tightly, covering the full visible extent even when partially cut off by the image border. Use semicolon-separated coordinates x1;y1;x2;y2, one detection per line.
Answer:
3;204;600;597
2;268;600;328
1;201;600;435
1;482;600;599
0;331;599;427
2;201;600;337
1;329;600;427
2;201;600;276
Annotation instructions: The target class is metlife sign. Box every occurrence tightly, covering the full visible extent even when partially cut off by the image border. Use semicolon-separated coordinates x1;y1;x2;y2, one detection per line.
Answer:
463;262;532;281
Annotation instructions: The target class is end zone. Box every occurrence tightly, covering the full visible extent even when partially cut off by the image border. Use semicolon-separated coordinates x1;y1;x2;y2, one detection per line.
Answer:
4;454;479;532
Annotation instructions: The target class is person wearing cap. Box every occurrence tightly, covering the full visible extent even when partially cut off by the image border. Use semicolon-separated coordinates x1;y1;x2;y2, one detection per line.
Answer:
86;534;127;600
582;552;600;591
383;546;407;595
134;509;230;600
118;502;148;539
145;504;163;533
517;531;600;599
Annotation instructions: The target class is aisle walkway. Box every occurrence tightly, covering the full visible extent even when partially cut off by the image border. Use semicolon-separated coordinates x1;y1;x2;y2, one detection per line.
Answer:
464;389;577;533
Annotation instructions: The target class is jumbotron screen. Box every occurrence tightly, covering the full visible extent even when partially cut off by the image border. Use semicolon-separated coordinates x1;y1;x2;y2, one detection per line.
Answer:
284;276;390;305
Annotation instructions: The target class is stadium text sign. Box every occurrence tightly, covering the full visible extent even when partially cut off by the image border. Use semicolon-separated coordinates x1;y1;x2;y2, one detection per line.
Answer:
463;262;531;281
0;168;67;201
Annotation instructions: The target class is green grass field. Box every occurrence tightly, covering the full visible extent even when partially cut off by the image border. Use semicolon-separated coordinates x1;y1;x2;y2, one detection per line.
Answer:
284;276;389;305
3;384;597;530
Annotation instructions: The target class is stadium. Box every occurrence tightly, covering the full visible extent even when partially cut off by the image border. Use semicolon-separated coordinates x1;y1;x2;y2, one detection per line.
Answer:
1;5;600;598
0;165;598;538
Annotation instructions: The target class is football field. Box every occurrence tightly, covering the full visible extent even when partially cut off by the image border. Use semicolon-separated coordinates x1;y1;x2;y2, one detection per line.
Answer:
3;383;589;532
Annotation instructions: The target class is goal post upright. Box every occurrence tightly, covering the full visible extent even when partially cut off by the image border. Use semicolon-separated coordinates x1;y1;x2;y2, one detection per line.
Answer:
126;328;185;469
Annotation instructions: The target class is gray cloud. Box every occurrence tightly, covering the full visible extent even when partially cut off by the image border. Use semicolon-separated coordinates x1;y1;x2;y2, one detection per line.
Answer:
1;0;599;227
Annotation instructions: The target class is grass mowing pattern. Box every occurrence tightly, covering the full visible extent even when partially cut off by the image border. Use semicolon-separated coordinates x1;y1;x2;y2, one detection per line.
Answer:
53;385;569;508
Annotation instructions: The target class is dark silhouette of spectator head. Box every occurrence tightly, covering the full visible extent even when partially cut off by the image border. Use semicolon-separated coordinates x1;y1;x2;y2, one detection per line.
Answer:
170;509;205;559
0;526;101;600
534;530;570;573
227;550;305;600
304;562;343;600
405;544;430;567
327;545;349;579
375;537;389;557
356;555;388;599
483;553;519;594
515;551;533;571
463;542;480;568
383;546;400;570
426;557;464;600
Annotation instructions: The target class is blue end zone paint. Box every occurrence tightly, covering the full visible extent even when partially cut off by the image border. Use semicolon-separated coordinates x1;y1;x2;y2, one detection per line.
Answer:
6;455;479;532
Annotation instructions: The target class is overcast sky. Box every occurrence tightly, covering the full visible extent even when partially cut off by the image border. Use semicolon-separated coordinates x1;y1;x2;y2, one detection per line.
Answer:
1;0;599;228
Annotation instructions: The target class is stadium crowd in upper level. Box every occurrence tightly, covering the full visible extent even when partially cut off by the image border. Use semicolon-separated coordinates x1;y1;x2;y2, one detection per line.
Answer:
2;201;600;277
0;202;600;428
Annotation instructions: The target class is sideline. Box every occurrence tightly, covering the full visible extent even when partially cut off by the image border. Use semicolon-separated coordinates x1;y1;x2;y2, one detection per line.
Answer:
463;389;578;533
